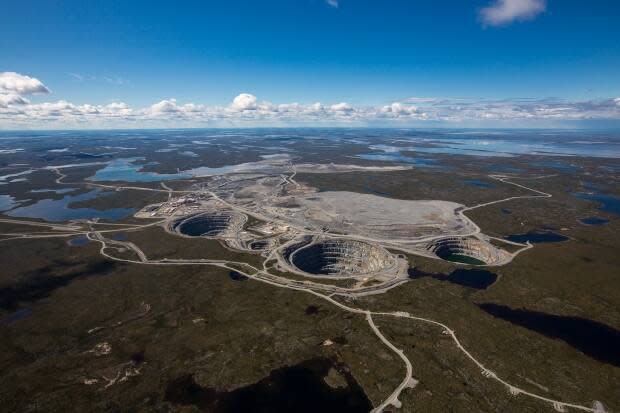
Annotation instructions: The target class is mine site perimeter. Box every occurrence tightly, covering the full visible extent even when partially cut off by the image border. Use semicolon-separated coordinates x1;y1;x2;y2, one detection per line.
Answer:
0;154;612;413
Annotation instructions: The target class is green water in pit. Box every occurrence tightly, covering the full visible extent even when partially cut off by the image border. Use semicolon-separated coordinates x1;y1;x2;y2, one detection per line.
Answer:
443;254;486;265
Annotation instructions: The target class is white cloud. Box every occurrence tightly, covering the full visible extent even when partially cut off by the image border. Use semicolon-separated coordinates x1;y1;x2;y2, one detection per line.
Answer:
326;0;338;8
381;102;421;116
479;0;546;26
330;102;353;112
0;74;619;128
0;94;29;107
0;72;50;95
230;93;258;111
69;73;84;82
103;76;126;86
2;95;620;128
150;99;180;114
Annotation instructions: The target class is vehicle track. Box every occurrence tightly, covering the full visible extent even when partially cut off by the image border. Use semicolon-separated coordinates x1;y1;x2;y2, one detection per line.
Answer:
0;165;606;412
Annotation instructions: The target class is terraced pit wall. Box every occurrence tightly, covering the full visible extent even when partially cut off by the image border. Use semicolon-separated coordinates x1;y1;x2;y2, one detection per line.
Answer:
291;240;394;276
427;237;510;265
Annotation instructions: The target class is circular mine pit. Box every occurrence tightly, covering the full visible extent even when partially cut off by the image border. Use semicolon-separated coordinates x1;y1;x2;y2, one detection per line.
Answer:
171;212;246;237
427;237;508;266
291;239;395;277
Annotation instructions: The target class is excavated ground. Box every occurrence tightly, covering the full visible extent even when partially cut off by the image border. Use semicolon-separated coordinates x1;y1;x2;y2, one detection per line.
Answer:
290;239;395;277
427;237;511;266
170;212;246;238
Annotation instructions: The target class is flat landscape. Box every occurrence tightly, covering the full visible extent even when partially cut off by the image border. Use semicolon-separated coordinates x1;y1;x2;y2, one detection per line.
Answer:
1;129;619;412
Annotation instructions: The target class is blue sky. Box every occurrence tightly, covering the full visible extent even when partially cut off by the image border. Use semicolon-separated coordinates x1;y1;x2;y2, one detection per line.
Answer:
1;0;620;128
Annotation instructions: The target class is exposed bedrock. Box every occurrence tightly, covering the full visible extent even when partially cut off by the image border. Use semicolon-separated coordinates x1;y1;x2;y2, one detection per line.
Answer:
170;211;246;238
291;239;395;276
427;237;510;265
281;236;314;265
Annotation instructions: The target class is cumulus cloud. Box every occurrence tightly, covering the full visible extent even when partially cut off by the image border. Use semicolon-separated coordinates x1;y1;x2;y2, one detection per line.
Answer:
381;102;423;116
0;72;50;95
330;102;353;112
6;94;620;128
230;93;258;111
0;94;29;107
479;0;546;26
2;95;620;128
1;74;619;128
150;99;180;114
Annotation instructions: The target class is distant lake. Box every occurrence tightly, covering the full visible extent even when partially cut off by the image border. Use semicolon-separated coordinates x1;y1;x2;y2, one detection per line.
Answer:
487;164;523;173
0;194;18;212
7;189;134;222
229;271;248;282
504;230;569;244
533;160;579;173
356;152;439;167
463;179;495;189
573;191;620;217
90;157;190;182
579;216;609;226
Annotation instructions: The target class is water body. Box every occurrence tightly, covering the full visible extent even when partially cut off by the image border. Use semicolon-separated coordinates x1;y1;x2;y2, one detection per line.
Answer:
487;164;523;173
74;152;110;159
90;157;190;182
164;358;372;413
356;153;439;167
368;142;516;158
0;194;18;212
406;144;514;157
463;179;495;189
112;233;128;241
228;271;248;282
579;216;609;226
501;208;512;215
504;230;569;244
478;304;620;367
425;133;620;158
7;189;134;222
3;129;620;159
441;253;487;266
573;192;620;217
533;160;579;173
